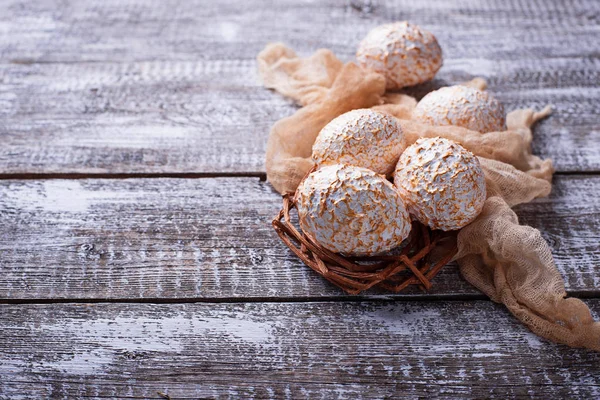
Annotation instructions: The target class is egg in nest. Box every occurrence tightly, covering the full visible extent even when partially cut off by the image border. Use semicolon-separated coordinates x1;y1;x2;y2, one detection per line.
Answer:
412;85;506;133
312;109;406;176
393;137;486;231
296;164;411;256
356;21;443;89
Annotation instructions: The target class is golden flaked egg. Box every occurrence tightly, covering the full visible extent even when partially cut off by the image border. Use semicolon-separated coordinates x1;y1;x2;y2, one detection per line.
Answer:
393;137;486;231
356;21;443;90
413;85;506;133
312;109;406;176
296;164;411;256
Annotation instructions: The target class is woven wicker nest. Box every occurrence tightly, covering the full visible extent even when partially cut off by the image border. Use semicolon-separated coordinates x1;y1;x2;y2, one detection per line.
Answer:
273;194;458;295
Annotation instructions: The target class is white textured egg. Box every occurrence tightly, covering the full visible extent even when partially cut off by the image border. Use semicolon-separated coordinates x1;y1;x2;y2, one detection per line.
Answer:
393;137;486;231
356;21;443;90
413;85;506;133
312;109;406;176
296;164;411;256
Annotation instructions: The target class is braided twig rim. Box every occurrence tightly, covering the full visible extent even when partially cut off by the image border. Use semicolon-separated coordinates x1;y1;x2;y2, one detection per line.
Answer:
272;194;458;295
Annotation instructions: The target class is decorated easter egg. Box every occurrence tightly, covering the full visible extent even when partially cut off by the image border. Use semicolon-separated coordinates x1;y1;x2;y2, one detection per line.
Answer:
356;21;443;89
296;164;411;255
312;109;406;176
412;85;506;133
393;137;486;231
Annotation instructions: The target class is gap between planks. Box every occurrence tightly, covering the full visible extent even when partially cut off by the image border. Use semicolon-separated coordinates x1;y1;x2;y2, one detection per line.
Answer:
3;291;600;305
0;171;598;181
0;294;488;305
0;172;267;181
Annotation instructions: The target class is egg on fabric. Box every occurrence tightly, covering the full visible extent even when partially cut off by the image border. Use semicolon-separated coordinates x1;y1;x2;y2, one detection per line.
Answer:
412;85;506;133
312;109;406;176
393;137;486;231
295;164;412;256
356;21;443;90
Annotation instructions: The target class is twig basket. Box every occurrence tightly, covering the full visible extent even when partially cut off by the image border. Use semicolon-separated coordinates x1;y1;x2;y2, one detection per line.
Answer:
273;194;458;295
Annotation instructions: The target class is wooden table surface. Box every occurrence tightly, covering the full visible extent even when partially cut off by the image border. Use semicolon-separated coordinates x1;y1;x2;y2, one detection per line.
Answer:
1;0;599;398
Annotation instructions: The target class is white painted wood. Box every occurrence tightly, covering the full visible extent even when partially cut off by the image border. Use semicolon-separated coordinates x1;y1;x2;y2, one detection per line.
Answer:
0;175;598;300
0;0;599;173
1;301;599;398
0;0;598;393
2;0;598;63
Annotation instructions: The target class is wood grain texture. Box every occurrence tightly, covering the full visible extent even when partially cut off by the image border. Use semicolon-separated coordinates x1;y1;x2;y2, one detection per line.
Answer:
1;175;599;300
1;300;599;398
0;0;599;174
2;0;599;63
0;0;599;393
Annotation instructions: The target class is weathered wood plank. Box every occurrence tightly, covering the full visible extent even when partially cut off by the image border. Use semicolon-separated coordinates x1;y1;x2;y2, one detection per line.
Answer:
1;300;599;398
2;0;599;63
1;175;598;300
0;0;599;174
0;60;290;175
0;60;598;175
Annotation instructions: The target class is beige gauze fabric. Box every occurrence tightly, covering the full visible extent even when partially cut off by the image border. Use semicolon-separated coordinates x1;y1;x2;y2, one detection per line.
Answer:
258;42;600;351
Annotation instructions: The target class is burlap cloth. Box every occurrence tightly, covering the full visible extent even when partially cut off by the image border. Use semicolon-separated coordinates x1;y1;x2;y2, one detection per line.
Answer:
258;43;600;351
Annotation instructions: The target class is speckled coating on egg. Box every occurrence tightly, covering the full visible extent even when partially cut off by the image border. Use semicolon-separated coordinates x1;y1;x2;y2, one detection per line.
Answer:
393;137;486;231
312;109;406;176
356;21;443;90
412;85;506;133
296;164;411;256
